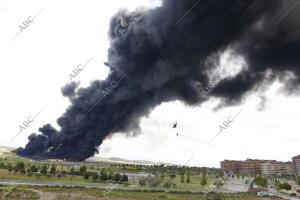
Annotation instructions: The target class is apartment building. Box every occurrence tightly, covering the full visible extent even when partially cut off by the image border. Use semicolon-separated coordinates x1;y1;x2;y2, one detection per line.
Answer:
221;159;295;176
261;161;295;176
293;155;300;176
240;159;271;174
221;160;242;174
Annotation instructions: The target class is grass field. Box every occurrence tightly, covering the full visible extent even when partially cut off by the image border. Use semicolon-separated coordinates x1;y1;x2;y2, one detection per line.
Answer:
0;185;39;199
128;175;217;192
0;169;219;194
0;184;284;200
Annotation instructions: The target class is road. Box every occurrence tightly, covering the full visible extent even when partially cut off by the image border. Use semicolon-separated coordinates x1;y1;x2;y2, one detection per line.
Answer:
223;177;300;200
268;189;300;200
223;177;253;192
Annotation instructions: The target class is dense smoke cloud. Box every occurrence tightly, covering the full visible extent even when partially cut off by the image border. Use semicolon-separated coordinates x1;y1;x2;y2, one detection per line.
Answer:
16;0;300;161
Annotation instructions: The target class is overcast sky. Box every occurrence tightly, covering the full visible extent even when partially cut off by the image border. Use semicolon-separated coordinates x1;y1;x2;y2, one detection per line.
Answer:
0;0;299;168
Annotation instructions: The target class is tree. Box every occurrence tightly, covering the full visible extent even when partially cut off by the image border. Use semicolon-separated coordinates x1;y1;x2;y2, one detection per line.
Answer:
121;174;129;182
30;165;38;173
41;164;48;175
187;174;191;184
0;162;5;169
296;177;300;186
112;173;122;182
100;169;108;181
200;176;207;186
254;176;268;188
84;173;89;180
92;174;99;182
149;179;161;187
7;163;13;173
70;167;75;175
219;171;224;178
108;171;113;180
139;178;147;186
163;181;172;188
213;180;223;189
79;165;87;175
50;165;57;175
169;174;176;179
15;162;25;174
181;173;185;183
279;182;292;190
207;193;223;200
35;173;41;181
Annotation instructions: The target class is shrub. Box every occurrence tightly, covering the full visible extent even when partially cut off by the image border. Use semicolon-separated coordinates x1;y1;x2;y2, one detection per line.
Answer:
112;173;122;182
79;165;87;175
158;194;168;198
200;176;207;186
208;193;223;200
163;181;172;188
121;174;129;182
84;173;89;179
169;174;176;179
92;174;99;182
139;178;147;186
149;179;161;187
279;182;292;190
254;176;268;187
100;169;108;181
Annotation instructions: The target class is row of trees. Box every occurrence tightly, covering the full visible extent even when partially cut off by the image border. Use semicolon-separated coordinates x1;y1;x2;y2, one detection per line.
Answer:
1;162;130;184
79;166;129;183
84;171;128;183
1;162;57;176
110;163;223;177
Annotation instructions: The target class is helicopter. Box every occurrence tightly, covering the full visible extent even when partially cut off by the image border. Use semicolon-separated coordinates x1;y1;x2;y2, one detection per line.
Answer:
172;122;178;128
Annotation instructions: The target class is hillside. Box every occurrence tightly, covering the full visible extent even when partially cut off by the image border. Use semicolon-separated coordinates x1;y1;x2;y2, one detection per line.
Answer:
0;146;172;165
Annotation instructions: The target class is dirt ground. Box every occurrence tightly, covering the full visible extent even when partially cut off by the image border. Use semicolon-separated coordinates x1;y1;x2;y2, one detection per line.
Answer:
29;189;131;200
25;189;285;200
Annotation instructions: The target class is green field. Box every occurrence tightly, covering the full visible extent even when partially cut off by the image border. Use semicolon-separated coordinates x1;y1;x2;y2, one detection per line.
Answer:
0;184;284;200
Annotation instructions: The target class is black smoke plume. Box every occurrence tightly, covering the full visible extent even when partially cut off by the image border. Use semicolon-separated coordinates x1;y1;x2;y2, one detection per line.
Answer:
16;0;300;161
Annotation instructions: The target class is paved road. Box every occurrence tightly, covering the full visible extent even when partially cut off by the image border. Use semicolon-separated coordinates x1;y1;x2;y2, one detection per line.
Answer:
223;178;300;200
223;177;253;192
268;190;300;200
